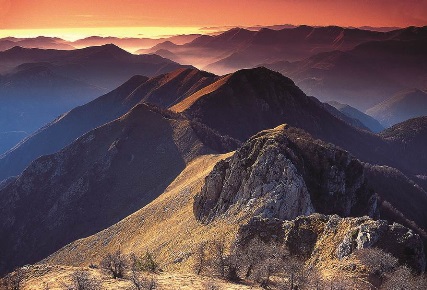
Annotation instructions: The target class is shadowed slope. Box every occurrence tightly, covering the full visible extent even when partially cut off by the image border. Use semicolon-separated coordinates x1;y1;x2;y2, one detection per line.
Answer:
367;89;427;127
0;68;218;181
0;103;233;275
327;101;384;132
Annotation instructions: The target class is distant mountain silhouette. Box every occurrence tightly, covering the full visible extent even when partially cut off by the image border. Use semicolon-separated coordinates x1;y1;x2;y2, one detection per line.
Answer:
0;37;75;52
367;89;427;127
0;65;102;146
327;101;384;132
72;34;200;52
140;25;426;76
0;45;188;151
0;44;188;90
265;36;427;110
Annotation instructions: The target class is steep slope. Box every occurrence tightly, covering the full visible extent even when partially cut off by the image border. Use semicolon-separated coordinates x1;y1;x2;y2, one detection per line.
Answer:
0;131;28;155
0;68;217;181
0;75;147;180
380;117;427;176
0;103;235;275
327;101;384;132
364;164;427;233
320;101;371;132
366;89;427;127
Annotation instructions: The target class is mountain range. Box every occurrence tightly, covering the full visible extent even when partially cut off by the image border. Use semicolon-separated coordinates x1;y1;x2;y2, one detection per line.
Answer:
367;89;427;127
0;25;426;289
0;45;187;153
0;67;426;277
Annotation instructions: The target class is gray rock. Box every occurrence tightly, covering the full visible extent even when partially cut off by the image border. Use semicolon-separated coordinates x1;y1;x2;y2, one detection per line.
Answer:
194;125;378;223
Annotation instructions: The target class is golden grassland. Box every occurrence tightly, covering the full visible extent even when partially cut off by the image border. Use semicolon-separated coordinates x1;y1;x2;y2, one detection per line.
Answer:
19;264;259;290
43;153;240;273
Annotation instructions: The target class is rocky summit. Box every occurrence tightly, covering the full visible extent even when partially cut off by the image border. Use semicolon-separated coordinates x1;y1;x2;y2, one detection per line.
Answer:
194;124;378;223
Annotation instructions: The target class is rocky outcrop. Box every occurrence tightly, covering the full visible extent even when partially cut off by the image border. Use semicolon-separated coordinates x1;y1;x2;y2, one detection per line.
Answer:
236;214;426;272
194;125;378;223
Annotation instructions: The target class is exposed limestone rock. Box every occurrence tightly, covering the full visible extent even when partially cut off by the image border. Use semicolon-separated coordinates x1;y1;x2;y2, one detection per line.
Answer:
235;214;426;272
194;125;378;223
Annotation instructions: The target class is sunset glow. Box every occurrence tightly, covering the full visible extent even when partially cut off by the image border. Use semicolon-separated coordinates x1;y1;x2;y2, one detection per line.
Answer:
0;27;207;41
1;0;426;40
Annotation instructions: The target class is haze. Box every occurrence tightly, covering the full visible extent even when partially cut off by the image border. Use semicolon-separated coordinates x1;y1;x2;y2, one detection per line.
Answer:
1;0;426;39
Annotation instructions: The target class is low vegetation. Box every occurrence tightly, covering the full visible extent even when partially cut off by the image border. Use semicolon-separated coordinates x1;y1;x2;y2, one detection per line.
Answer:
192;238;427;290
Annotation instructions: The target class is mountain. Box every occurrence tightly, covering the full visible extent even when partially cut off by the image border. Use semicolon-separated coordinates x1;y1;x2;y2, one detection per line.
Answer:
0;44;187;90
366;89;427;127
172;67;421;175
327;101;384;132
194;125;378;223
379;117;427;177
2;66;425;181
0;68;218;181
266;33;427;110
1;74;426;284
0;45;188;151
0;37;75;52
0;65;103;148
143;25;427;75
138;25;404;74
321;101;372;131
41;124;426;283
72;34;200;52
0;131;28;154
0;103;236;274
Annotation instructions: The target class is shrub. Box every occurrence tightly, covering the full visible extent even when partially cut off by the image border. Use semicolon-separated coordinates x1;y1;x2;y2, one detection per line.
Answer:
131;252;159;273
355;248;398;277
100;250;127;279
62;271;100;290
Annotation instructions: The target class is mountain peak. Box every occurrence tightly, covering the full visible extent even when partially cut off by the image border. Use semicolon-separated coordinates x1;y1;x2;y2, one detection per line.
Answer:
227;66;295;86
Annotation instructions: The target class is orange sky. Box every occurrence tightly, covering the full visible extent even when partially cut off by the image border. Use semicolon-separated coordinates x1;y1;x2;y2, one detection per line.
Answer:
1;0;426;39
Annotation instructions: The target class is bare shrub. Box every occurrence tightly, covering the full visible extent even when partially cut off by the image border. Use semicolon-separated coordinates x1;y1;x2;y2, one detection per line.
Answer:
194;241;208;275
204;280;221;290
355;248;398;277
100;250;127;279
129;270;157;290
381;266;427;290
229;237;286;288
62;271;100;290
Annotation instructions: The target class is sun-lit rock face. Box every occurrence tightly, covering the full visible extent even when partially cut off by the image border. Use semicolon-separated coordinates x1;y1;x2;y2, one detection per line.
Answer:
194;125;378;223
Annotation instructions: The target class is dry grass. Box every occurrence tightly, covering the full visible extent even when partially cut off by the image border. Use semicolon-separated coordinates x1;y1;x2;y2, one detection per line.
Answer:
171;75;231;113
19;264;259;290
43;153;244;275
